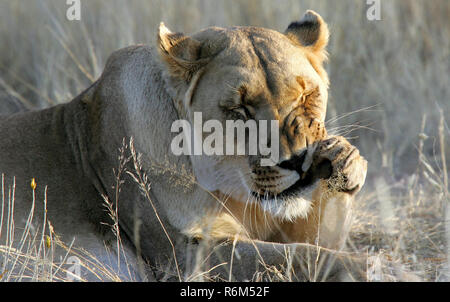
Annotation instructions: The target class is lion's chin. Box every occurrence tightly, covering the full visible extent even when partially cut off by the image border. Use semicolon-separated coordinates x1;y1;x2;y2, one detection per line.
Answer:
248;170;320;221
259;195;312;221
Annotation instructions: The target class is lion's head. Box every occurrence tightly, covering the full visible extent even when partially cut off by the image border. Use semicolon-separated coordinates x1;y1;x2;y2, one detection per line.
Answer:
158;11;331;220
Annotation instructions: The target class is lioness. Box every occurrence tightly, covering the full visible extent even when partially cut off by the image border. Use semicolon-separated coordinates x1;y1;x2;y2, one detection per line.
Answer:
0;11;367;281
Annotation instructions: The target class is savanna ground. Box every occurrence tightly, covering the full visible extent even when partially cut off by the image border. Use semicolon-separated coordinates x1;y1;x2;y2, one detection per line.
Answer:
0;0;449;281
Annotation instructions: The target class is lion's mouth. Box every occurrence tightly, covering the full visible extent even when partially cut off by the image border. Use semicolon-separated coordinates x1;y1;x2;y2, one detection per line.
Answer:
251;173;315;200
251;152;332;201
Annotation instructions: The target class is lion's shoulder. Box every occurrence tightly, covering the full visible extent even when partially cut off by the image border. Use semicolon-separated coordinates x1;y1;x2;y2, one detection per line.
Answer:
103;44;154;71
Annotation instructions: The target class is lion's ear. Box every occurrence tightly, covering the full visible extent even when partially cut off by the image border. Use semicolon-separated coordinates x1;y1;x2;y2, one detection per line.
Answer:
284;10;329;61
157;23;208;82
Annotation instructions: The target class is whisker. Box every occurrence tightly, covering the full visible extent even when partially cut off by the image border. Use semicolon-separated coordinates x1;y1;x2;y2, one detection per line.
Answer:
328;122;379;137
325;104;382;126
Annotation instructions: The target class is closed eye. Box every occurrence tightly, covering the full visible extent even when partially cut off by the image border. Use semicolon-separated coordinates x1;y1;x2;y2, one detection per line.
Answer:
232;106;252;120
222;104;252;120
302;87;320;102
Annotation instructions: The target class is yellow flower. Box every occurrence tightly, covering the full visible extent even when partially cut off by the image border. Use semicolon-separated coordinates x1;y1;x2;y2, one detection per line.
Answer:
45;235;51;248
0;269;8;280
31;178;36;190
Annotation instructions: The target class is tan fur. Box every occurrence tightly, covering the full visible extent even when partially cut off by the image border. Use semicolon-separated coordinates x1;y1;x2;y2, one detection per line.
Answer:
155;11;367;249
0;10;368;280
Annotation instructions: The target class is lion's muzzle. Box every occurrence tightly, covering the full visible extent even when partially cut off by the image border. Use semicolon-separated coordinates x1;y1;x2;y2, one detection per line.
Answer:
250;147;332;200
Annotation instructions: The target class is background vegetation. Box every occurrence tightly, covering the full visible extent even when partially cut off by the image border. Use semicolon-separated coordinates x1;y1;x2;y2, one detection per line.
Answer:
0;0;449;281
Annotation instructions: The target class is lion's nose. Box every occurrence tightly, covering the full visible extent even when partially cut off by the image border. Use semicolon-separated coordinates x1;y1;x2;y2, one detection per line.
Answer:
277;151;307;174
278;150;333;180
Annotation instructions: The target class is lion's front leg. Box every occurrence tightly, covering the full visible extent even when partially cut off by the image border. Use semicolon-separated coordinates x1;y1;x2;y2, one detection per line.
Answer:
310;181;354;249
276;182;353;249
280;136;368;249
187;239;367;281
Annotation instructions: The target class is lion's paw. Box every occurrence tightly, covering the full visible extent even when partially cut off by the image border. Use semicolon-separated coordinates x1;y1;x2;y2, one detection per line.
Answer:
313;136;368;194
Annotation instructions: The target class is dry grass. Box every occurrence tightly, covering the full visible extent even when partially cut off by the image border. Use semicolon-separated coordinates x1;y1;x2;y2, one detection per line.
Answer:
0;0;449;281
0;175;136;282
